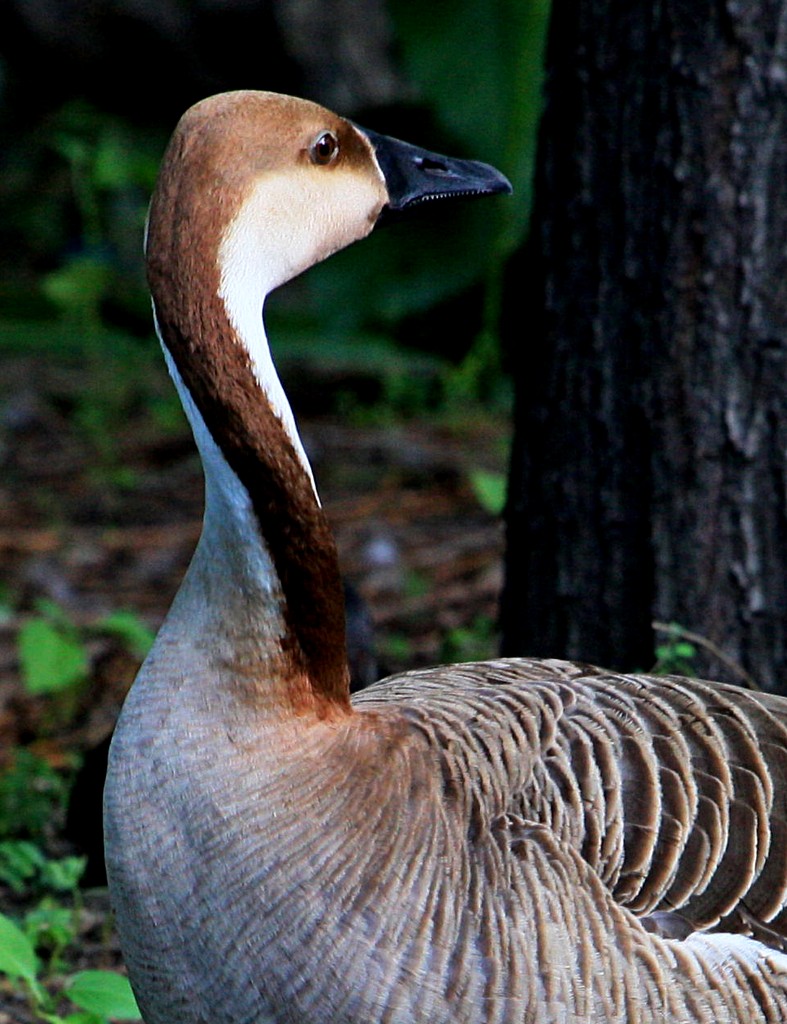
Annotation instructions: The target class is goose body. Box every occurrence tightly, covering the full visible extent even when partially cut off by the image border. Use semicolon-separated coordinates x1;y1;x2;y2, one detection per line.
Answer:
104;91;787;1024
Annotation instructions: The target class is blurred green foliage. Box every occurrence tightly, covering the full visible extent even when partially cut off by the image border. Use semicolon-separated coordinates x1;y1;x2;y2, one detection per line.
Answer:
15;600;154;733
0;2;550;411
440;613;498;663
18;602;89;698
0;841;85;898
469;469;507;515
0;908;142;1021
275;0;550;399
0;749;69;841
391;0;549;241
0;99;161;328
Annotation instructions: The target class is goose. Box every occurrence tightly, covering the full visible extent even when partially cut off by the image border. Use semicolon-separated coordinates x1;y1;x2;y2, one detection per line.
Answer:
103;90;787;1024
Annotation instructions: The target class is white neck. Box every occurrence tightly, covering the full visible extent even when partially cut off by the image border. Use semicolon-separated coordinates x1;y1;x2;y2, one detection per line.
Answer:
149;311;343;715
158;331;285;613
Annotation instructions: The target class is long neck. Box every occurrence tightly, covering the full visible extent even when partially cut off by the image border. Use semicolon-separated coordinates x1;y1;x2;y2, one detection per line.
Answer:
146;190;351;715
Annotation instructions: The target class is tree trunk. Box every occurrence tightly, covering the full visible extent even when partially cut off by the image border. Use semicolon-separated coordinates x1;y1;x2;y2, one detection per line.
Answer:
500;1;787;692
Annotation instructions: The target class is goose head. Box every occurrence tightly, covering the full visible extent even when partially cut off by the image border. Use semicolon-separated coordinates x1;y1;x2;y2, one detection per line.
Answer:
146;90;511;299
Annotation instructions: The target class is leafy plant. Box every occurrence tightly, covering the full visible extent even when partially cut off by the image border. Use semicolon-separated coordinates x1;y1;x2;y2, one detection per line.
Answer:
39;856;88;897
441;615;498;664
0;842;82;898
18;602;89;698
650;620;759;688
0;911;141;1023
95;611;155;661
16;601;91;736
0;750;69;841
0;840;47;893
39;101;159;330
16;599;153;705
378;632;414;665
5;604;153;845
1;847;89;983
387;0;551;399
652;629;698;677
23;898;78;971
66;971;141;1021
0;912;44;1003
0;842;87;970
42;257;113;334
469;469;507;515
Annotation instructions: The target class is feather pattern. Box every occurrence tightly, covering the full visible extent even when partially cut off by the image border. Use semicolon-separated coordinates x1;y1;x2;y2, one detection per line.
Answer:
104;91;787;1024
108;656;787;1023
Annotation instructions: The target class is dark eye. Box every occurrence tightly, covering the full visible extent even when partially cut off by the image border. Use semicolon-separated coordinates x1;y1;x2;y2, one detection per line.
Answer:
309;131;339;166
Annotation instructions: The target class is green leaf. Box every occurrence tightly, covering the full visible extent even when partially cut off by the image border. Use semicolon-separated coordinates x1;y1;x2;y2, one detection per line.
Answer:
96;611;154;659
93;131;134;191
0;749;68;840
41;255;111;327
379;633;413;662
18;617;87;695
0;911;40;983
66;971;142;1020
469;470;507;515
0;839;46;893
39;855;87;894
23;899;76;955
43;1014;100;1024
33;598;74;630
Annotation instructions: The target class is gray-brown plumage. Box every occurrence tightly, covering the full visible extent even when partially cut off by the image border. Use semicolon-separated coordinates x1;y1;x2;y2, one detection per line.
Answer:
104;91;787;1024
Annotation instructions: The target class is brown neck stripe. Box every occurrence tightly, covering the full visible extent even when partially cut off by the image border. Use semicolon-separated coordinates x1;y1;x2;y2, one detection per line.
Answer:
146;156;350;707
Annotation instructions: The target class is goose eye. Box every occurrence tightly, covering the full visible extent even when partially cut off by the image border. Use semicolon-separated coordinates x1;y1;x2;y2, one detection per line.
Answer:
310;131;339;166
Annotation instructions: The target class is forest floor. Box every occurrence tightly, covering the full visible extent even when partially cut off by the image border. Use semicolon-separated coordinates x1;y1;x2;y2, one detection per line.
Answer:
0;346;507;1021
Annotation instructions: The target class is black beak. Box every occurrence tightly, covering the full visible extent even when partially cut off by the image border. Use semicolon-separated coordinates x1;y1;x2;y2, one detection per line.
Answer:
356;125;512;219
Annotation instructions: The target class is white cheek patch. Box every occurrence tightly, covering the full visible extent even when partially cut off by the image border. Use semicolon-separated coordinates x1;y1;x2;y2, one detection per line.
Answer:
218;254;316;497
216;166;384;501
219;167;384;293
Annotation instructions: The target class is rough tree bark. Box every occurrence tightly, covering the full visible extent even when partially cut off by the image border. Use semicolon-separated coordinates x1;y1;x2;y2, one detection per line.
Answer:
500;1;787;692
